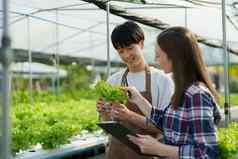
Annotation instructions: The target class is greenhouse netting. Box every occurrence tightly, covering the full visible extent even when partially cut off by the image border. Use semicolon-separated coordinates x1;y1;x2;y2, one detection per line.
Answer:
0;0;238;64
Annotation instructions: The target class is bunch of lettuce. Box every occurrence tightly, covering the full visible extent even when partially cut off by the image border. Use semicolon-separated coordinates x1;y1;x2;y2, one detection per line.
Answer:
95;80;128;104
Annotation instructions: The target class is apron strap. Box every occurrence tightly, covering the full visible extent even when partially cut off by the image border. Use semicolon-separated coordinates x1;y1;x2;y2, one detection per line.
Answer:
145;65;151;94
121;65;151;93
121;68;129;86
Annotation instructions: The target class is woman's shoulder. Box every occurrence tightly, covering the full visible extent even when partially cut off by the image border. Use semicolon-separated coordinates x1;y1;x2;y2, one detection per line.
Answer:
185;83;211;97
184;83;215;107
183;83;221;124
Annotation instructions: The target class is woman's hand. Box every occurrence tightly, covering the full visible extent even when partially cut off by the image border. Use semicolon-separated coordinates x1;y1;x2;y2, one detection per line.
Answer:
128;134;179;158
127;134;161;156
110;102;132;122
124;86;144;104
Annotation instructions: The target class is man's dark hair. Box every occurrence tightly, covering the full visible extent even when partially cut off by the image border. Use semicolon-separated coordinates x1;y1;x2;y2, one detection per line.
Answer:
111;21;144;49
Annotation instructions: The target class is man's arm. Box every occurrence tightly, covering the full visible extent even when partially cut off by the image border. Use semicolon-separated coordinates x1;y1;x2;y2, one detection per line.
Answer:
157;74;174;109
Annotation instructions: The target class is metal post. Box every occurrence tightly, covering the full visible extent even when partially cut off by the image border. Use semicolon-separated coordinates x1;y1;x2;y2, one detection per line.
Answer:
106;1;111;79
27;16;33;105
0;0;12;158
184;8;188;28
222;0;230;127
55;10;60;96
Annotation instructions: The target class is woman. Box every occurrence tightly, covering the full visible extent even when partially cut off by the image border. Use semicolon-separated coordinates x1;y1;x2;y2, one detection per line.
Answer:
114;27;221;159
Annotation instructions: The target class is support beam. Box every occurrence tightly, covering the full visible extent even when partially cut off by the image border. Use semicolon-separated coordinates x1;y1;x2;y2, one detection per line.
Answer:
12;48;124;67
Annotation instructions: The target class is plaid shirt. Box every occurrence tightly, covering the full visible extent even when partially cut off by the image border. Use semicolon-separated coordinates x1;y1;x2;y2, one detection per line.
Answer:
150;83;219;159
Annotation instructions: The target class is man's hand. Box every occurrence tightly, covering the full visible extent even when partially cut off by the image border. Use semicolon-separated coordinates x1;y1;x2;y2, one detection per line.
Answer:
110;102;131;122
96;97;106;113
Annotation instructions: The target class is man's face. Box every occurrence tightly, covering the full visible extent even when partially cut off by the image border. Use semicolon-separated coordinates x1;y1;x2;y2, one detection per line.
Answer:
116;41;144;68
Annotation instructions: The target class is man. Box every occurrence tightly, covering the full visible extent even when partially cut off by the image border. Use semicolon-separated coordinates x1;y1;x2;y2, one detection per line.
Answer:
97;21;174;159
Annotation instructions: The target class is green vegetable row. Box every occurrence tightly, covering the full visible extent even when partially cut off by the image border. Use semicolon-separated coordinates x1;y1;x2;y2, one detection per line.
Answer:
12;90;98;155
218;122;238;159
10;89;238;159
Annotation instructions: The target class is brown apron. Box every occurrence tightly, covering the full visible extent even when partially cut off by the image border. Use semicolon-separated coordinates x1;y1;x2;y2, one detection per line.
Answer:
106;66;159;159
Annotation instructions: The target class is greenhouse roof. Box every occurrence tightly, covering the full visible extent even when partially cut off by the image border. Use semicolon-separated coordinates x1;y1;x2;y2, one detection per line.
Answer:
0;0;238;66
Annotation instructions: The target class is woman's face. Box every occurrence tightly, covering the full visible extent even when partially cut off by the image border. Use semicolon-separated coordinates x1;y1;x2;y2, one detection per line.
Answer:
154;44;172;73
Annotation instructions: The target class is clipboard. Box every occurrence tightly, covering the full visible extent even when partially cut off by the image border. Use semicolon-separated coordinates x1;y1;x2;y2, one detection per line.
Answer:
97;121;155;156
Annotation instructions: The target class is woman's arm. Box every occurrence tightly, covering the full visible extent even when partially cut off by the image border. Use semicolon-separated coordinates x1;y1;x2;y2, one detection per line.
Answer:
127;110;163;134
134;95;153;117
111;103;162;134
124;86;153;117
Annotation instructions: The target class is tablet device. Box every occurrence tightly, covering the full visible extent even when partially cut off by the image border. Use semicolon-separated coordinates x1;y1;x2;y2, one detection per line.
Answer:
98;121;155;156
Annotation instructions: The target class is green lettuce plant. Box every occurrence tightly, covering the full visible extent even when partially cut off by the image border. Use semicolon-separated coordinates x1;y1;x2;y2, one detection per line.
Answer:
218;122;238;159
95;80;128;104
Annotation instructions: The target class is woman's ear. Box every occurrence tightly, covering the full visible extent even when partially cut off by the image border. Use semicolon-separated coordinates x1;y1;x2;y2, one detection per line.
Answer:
139;40;144;49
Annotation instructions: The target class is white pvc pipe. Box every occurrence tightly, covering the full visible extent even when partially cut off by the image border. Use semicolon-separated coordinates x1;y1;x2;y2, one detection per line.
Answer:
1;0;12;158
27;16;33;105
222;0;230;127
55;10;60;96
90;33;95;69
106;1;111;78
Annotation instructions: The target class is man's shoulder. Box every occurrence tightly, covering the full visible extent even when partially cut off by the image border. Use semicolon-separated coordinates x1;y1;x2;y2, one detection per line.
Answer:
150;66;172;80
109;69;125;79
107;69;126;84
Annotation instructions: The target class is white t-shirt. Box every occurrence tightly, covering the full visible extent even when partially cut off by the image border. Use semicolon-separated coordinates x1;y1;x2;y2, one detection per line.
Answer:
107;67;174;109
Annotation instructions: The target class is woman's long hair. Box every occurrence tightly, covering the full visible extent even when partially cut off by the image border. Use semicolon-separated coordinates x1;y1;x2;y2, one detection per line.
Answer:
157;27;219;109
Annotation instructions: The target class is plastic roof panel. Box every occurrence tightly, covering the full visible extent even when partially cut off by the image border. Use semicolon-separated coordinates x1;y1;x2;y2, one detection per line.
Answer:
11;0;83;10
